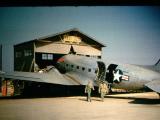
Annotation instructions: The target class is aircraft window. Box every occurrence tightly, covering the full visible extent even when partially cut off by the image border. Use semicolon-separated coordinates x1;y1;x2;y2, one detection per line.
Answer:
77;66;79;69
88;69;91;72
82;67;85;71
71;65;74;68
66;64;68;67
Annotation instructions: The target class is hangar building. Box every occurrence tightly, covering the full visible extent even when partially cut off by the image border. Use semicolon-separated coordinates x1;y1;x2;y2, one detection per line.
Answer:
14;28;106;72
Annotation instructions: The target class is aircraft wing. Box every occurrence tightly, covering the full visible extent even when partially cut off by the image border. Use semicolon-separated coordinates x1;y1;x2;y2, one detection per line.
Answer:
145;80;160;93
0;69;79;85
64;71;96;85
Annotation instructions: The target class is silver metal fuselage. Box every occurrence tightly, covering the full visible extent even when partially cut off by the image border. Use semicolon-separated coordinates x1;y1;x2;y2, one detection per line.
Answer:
110;63;160;90
59;54;160;90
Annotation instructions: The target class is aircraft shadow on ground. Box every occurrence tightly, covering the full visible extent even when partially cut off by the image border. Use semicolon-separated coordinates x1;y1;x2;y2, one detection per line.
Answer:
129;98;160;104
105;96;160;105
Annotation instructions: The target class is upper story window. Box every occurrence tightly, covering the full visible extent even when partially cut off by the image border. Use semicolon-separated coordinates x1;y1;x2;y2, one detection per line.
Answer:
24;50;32;57
42;53;53;60
16;51;22;58
48;54;53;60
42;54;47;60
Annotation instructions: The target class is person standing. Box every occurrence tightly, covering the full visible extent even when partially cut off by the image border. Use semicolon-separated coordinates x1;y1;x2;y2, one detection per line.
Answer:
85;80;94;102
98;81;109;102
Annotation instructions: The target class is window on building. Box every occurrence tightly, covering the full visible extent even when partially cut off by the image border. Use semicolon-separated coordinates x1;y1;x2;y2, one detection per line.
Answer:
24;50;32;57
42;54;47;60
16;52;22;58
42;53;53;60
48;54;53;60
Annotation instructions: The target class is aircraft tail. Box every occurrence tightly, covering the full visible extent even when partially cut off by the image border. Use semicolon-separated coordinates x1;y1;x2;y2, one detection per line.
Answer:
154;59;160;72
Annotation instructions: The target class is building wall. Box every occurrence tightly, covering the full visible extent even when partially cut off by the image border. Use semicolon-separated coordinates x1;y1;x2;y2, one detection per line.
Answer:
14;42;102;72
14;32;104;72
14;42;35;72
35;43;71;54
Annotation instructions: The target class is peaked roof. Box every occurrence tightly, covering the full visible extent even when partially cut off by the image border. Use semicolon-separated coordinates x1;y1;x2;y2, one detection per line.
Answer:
15;28;106;47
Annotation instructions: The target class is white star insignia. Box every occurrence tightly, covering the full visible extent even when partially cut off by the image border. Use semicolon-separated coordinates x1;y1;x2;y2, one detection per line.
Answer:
113;70;122;83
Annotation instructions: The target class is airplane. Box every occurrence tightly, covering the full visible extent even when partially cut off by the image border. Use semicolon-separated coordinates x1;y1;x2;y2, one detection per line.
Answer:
0;54;160;96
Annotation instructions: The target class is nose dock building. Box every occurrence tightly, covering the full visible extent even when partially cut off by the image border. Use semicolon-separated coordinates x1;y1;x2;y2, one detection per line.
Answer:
14;28;106;72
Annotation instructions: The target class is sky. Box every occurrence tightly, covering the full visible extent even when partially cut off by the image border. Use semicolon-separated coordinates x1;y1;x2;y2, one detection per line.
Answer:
0;6;160;71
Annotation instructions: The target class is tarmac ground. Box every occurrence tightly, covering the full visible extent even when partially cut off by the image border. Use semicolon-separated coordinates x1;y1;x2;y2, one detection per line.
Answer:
0;92;160;120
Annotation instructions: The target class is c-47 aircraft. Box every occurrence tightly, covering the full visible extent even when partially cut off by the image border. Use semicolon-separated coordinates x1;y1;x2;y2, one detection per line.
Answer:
0;54;160;96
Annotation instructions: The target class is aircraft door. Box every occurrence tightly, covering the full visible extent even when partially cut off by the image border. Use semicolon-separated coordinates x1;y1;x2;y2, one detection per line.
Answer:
106;64;118;83
96;61;106;83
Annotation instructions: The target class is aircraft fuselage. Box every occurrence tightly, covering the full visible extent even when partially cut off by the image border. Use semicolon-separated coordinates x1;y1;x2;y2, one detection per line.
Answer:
58;54;160;91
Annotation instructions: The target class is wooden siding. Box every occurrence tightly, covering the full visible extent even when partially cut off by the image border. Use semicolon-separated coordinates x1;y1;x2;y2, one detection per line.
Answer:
35;43;101;56
35;43;71;54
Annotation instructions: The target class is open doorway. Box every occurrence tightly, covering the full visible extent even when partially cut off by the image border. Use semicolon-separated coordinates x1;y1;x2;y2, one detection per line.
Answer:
96;61;106;82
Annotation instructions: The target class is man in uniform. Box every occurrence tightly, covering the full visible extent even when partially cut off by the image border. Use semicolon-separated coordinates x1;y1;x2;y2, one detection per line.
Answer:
98;81;109;102
85;80;94;102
